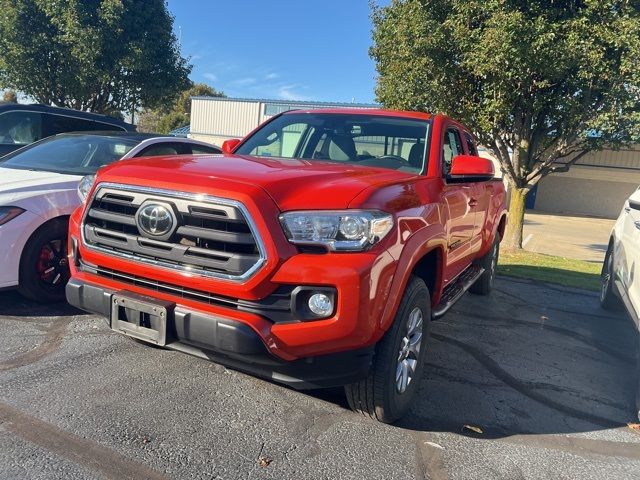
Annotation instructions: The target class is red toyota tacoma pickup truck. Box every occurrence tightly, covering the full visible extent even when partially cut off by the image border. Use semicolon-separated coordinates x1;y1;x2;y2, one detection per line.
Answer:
66;109;507;422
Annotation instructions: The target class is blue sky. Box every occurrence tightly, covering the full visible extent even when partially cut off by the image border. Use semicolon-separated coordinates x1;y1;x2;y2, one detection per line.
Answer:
166;1;383;104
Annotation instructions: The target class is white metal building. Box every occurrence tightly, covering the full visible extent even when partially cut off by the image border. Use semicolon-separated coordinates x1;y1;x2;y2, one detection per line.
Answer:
188;96;377;147
532;148;640;218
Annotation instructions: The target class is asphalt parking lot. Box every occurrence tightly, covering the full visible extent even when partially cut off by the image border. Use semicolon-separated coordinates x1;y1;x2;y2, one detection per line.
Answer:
1;277;639;480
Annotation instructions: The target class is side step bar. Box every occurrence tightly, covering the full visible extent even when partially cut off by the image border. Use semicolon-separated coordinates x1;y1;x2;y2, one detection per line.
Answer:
432;265;484;320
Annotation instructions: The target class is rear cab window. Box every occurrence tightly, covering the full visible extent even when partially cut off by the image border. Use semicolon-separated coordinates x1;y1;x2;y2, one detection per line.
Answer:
464;132;478;156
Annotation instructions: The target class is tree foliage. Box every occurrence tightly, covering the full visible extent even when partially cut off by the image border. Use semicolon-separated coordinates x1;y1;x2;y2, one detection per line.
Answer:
139;82;224;133
156;111;188;134
173;83;224;116
371;0;640;247
0;0;191;116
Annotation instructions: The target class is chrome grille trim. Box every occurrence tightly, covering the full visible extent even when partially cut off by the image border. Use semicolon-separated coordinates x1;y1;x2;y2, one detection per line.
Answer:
80;182;267;281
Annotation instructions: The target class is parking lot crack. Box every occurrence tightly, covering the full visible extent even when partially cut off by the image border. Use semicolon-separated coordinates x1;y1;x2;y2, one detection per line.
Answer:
432;333;624;428
0;401;170;480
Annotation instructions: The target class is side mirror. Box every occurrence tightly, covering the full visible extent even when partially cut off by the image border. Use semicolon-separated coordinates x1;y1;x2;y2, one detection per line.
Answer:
448;155;494;182
221;138;241;154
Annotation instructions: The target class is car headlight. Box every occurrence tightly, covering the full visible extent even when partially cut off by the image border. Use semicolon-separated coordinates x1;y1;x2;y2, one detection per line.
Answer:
0;206;25;226
279;210;393;251
77;174;96;202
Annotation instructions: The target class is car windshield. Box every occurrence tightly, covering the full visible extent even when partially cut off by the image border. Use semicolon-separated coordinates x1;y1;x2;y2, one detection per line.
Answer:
234;113;430;173
0;134;138;175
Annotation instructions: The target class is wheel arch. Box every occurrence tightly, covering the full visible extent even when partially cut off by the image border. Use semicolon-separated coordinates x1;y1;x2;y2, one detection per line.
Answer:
497;213;507;240
19;215;70;271
410;248;444;305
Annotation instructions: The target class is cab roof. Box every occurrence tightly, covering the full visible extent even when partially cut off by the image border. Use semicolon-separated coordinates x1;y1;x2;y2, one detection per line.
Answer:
282;108;433;121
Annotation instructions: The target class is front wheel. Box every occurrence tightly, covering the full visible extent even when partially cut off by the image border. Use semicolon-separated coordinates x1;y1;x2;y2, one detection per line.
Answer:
17;219;70;303
344;276;431;423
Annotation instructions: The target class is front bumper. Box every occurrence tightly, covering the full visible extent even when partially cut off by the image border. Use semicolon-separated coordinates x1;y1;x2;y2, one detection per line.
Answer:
66;277;374;389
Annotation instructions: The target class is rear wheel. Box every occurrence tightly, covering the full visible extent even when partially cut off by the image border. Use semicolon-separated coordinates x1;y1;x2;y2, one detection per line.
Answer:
600;244;622;311
470;238;499;295
17;219;70;303
344;276;431;423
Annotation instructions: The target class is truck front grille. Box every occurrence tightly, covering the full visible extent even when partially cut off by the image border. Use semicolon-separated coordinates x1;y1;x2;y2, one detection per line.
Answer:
81;183;266;281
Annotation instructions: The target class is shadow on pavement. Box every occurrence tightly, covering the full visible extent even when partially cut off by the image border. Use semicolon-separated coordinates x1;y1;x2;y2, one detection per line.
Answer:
311;278;639;438
0;290;84;317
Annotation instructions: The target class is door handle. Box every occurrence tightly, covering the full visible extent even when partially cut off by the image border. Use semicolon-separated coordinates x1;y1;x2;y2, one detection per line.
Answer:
625;207;631;213
634;221;640;230
468;198;478;207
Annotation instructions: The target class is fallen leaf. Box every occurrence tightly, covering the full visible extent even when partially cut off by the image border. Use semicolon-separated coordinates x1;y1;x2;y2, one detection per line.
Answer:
424;441;444;450
628;423;640;432
463;424;483;434
258;456;272;467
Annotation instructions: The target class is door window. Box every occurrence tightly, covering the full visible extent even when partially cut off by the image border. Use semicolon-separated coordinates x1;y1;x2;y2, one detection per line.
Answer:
443;128;463;175
190;144;221;154
136;142;190;157
0;111;43;145
464;132;478;156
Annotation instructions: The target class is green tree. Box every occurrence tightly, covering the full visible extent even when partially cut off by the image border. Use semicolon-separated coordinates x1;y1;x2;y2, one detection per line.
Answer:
371;0;640;249
157;111;188;134
173;83;224;116
0;0;191;118
138;82;224;133
136;108;164;133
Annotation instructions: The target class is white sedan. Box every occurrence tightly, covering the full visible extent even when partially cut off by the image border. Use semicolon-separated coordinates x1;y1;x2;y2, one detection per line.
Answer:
0;132;220;302
600;187;640;420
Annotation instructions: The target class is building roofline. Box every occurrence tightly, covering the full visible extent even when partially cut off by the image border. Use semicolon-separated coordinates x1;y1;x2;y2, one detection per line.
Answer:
190;96;379;108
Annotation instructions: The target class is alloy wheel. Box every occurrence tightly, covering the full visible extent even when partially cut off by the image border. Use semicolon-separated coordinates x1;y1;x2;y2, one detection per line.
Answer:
395;306;423;394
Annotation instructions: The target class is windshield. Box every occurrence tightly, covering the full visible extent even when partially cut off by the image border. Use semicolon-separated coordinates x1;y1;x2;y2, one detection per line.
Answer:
0;134;138;175
235;113;430;173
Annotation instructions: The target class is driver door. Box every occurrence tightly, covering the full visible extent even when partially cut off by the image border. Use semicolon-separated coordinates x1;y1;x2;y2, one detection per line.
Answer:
441;126;477;282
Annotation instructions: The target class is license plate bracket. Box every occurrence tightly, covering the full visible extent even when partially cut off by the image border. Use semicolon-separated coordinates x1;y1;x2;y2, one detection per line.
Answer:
110;291;174;346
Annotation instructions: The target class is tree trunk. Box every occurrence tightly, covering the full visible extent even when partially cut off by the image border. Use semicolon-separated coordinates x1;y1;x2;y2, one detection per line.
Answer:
503;187;528;250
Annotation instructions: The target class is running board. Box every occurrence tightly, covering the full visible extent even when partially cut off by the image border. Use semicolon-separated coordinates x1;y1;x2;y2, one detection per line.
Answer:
432;265;484;320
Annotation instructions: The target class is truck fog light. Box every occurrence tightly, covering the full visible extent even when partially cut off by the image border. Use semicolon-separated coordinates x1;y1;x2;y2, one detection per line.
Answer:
308;293;333;317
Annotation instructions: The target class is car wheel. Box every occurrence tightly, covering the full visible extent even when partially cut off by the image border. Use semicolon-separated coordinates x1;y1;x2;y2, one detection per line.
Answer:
344;276;431;423
600;244;622;311
470;237;499;295
17;219;70;303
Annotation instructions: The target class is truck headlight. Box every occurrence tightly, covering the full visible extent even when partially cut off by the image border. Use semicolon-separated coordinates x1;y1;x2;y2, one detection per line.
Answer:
77;175;96;202
279;210;393;251
0;206;25;226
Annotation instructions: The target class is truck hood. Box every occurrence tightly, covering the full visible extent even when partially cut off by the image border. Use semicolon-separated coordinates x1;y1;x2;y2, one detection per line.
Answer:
0;167;81;207
97;154;416;210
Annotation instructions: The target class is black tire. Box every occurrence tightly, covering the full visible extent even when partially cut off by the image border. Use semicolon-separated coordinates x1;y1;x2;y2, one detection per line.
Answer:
469;238;499;295
344;276;431;423
17;218;70;303
600;244;622;311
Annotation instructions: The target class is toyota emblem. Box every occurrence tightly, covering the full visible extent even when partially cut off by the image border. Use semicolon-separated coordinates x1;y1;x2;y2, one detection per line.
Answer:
136;203;174;237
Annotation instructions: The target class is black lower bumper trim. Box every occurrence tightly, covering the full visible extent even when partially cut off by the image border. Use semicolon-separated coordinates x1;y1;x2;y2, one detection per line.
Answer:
66;278;373;389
